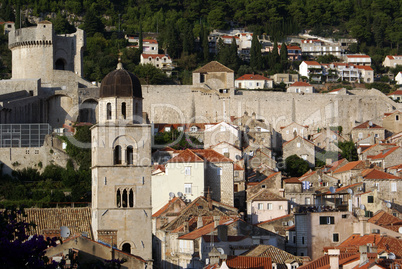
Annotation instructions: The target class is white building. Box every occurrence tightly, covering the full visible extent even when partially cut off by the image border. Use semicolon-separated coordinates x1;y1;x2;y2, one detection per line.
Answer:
383;55;402;68
396;72;402;85
140;53;174;76
287;81;315;94
300;39;342;57
235;74;273;89
345;54;371;66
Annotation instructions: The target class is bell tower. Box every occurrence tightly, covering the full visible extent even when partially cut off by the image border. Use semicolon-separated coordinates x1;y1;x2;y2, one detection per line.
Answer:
91;60;152;261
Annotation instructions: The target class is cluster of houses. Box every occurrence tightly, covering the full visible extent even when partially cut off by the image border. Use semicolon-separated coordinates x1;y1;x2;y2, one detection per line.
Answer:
148;103;402;268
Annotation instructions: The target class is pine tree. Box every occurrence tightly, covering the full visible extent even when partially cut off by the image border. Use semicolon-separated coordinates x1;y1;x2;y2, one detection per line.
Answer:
202;28;209;62
139;23;143;53
280;42;288;72
250;33;262;70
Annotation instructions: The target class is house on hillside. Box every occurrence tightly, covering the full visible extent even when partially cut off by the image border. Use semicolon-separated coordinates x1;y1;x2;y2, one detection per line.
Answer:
203;122;241;149
298;61;323;82
247;189;289;224
351;121;385;144
287;81;315;94
192;61;235;92
279;122;309;143
235;74;273;89
388;89;402;101
283;136;316;168
140;53;174;76
396;72;402;85
270;73;299;86
345;54;371;66
382;110;402;134
367;146;401;169
383;55;402;68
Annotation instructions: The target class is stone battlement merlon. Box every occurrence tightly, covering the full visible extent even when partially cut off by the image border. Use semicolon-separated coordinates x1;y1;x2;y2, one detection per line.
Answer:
9;40;53;49
8;22;53;50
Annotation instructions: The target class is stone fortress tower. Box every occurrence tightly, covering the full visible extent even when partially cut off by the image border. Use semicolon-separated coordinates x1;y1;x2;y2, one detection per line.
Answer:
90;60;152;263
8;20;84;82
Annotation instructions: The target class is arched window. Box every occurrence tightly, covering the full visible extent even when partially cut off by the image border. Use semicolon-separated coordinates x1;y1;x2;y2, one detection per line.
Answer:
122;189;128;208
55;58;65;70
116;189;121;207
114;145;122;164
107;103;112;120
127;146;133;165
122;102;126;119
129;189;134;207
122;243;131;254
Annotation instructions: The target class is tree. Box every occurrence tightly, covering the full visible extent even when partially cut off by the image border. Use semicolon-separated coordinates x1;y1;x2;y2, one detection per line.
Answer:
338;141;358;161
285;155;310;177
280;43;288;71
202;27;210;62
81;6;105;37
250;33;262;70
139;22;143;53
0;208;59;268
52;13;76;34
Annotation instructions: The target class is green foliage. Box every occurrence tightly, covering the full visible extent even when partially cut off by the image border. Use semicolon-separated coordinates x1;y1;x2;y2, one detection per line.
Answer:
154;130;203;150
134;64;171;85
285;155;310;177
365;82;392;94
250;33;262;70
52;12;76;34
316;54;340;64
81;6;105;37
338;141;358;161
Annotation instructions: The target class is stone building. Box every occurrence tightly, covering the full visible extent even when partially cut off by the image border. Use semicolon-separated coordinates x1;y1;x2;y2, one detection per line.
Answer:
90;62;153;262
287;81;315;94
351;121;385;144
382;110;402;134
282;136;316;168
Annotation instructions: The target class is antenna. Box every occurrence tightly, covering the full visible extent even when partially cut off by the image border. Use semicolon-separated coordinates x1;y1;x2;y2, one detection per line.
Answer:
60;226;71;238
329;186;336;194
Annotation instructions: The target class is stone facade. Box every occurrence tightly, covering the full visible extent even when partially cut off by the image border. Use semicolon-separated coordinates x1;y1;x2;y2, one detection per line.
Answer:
382;111;402;134
203;122;241;148
283;136;315;168
351;121;385;144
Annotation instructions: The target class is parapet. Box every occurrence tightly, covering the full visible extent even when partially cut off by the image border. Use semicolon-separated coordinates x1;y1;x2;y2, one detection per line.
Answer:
9;21;53;49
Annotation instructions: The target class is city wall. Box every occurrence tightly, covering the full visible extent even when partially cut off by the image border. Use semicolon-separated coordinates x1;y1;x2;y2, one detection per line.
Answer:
142;86;401;135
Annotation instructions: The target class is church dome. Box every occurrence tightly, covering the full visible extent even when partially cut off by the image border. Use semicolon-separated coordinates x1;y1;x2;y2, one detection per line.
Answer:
100;66;142;99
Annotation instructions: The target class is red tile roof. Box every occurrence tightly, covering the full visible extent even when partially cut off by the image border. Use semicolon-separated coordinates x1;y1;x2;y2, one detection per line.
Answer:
142;53;171;59
236;74;271;81
290;81;312;87
192;149;233;163
368;146;400;160
325;158;348;173
283;136;315;147
387;163;402;170
167;149;204;163
298;253;359;269
329;88;342;93
388;90;402;96
202;235;247;242
143;39;158;44
225;256;272;269
178;217;238;240
256;214;292;225
303;60;321;65
368;210;402;226
279;122;309;130
323;182;362;194
152;197;180;217
333;161;364;174
353;121;384;129
234;163;244;170
362;168;401;180
284;177;302;184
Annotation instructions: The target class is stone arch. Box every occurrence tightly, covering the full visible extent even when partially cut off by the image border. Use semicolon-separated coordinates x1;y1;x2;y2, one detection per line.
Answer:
114;145;122;165
78;99;98;124
55;58;66;70
112;135;138;165
122;243;131;253
119;240;135;253
47;94;74;128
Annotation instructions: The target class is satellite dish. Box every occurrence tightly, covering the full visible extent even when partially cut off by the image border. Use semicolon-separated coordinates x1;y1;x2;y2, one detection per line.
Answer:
347;189;353;195
177;192;183;198
386;202;392;208
235;155;241;160
274;167;279;172
360;204;365;210
217;248;225;255
369;121;373;127
329;186;336;194
169;192;175;199
288;221;294;226
60;226;71;238
388;253;396;260
398;227;402;234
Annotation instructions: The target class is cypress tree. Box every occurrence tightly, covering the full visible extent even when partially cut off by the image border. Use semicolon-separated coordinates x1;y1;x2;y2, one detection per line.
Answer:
202;28;209;62
139;22;143;53
250;33;262;70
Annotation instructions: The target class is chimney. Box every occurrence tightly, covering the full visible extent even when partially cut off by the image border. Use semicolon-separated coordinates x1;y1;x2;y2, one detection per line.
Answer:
214;216;220;228
197;216;203;229
184;221;189;233
328;249;340;269
207;190;213;211
359;245;369;266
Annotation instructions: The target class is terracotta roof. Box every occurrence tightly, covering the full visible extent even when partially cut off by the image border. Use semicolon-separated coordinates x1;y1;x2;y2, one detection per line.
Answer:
368;146;400;160
192;149;233;163
143;39;158;43
329;88;342;93
383;111;401;118
323;182;362;194
346;55;371;58
20;208;92;238
193;61;234;73
285;225;295;231
355;65;373;71
333;161;364;174
243;245;302;266
221;35;239;39
225;256;272;269
368;211;402;227
236;74;271;81
202;235;246;242
141;53;171;59
152;197;180;217
284;177;302;184
363;168;401;180
290;81;312;87
326;158;348;173
234;163;244;170
152;164;166;173
303;60;321;65
167;149;204;163
337;234;402;257
388;90;402;96
298;253;359;269
299;170;316;181
178;217;238;240
353;121;384;129
387;163;402;170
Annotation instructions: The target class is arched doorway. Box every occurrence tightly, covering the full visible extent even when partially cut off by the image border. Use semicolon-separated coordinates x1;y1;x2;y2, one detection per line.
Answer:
122;243;131;254
78;99;98;124
55;58;66;70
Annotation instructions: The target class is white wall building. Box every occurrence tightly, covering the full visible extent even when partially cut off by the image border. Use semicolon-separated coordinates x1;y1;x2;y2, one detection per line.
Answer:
235;74;273;89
